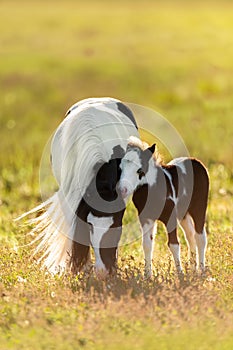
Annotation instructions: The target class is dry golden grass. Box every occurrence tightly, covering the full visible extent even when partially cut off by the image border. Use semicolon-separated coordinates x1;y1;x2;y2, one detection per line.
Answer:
0;0;233;348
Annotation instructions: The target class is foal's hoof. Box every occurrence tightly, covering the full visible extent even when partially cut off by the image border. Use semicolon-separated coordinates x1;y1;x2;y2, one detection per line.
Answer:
176;266;184;275
198;268;207;277
176;269;184;279
143;270;153;280
95;267;109;280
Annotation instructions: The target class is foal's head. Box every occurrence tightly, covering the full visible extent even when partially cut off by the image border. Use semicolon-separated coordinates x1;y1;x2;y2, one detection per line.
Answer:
119;137;156;198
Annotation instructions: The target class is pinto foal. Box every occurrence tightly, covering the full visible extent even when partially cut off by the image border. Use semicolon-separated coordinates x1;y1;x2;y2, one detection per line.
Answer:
119;137;209;277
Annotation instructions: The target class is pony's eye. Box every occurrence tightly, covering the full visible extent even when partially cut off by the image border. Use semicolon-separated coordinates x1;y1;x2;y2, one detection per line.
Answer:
137;168;145;179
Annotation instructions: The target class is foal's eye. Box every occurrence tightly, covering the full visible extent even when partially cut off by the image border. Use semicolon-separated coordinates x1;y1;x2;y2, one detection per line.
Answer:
137;168;145;179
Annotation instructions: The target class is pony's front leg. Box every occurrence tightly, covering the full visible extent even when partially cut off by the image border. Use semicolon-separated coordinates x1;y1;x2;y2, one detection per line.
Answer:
87;213;122;279
140;218;156;278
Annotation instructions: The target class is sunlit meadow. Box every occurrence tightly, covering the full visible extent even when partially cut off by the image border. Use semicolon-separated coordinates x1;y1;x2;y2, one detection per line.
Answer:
0;1;232;349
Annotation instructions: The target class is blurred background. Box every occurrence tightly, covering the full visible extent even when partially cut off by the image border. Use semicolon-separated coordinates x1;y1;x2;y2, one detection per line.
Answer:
0;3;232;347
0;0;233;210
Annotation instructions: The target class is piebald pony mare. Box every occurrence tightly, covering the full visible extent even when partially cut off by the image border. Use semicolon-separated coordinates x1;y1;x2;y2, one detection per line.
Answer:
119;137;209;277
18;98;139;277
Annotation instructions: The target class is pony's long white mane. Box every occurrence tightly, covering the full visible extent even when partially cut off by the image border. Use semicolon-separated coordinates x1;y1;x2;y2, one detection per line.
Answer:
18;98;139;273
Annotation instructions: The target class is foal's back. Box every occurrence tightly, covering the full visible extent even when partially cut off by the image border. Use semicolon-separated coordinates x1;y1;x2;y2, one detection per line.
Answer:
165;157;209;233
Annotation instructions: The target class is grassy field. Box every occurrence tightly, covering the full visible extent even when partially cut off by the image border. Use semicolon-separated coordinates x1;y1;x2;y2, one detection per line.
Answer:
0;0;233;349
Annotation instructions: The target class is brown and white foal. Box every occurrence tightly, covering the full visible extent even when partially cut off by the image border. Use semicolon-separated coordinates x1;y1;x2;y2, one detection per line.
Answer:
119;137;209;277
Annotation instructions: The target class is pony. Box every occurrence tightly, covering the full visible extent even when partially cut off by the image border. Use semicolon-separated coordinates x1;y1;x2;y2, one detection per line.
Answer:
18;98;139;277
119;136;209;277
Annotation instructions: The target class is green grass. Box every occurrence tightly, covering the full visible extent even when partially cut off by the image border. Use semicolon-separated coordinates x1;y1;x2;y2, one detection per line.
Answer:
0;0;233;349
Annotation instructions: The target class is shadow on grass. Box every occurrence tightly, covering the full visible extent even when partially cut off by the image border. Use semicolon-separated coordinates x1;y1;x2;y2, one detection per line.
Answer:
66;258;213;302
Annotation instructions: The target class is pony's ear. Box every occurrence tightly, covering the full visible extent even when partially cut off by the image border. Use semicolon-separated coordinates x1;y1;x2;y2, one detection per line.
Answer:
148;143;156;156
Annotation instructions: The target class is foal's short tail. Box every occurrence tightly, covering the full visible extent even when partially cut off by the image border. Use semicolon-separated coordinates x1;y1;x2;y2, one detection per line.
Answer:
16;191;76;274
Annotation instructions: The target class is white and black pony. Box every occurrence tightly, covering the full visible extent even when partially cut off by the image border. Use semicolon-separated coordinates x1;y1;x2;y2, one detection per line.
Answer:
119;137;209;277
19;98;139;277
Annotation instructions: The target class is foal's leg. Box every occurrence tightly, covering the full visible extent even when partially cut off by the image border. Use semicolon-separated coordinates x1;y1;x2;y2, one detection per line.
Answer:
161;203;182;273
194;228;207;272
189;210;208;272
139;218;157;278
179;213;197;270
181;213;207;272
168;229;182;273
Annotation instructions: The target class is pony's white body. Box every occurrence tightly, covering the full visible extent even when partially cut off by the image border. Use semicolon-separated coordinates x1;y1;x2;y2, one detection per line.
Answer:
19;98;139;274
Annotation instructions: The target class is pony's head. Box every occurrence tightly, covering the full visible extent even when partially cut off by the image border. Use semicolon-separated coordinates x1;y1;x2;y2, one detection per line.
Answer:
119;136;157;199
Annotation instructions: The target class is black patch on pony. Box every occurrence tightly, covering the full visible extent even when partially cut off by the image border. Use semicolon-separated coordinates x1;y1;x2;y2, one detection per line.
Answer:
94;145;125;202
117;102;138;129
75;144;125;228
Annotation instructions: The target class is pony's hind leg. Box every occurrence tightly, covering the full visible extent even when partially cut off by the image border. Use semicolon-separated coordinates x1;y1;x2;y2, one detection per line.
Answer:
179;213;197;270
70;242;91;274
71;216;91;274
140;218;157;278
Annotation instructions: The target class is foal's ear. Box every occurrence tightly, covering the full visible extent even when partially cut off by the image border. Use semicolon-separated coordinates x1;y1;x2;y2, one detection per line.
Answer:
126;143;134;151
143;143;156;162
148;143;156;156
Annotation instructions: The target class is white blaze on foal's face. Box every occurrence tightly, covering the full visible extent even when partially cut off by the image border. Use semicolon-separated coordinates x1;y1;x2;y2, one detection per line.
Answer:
119;149;144;198
119;143;156;198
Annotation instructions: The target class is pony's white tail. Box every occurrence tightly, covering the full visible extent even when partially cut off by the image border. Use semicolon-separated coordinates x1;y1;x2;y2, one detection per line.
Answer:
17;191;76;274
